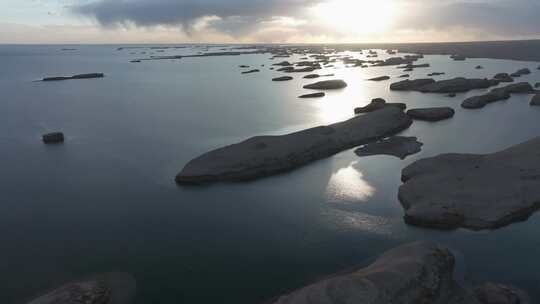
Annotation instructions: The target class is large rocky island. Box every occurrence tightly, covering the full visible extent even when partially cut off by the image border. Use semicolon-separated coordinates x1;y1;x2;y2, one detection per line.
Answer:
399;137;540;230
176;107;412;184
25;272;136;304
271;242;529;304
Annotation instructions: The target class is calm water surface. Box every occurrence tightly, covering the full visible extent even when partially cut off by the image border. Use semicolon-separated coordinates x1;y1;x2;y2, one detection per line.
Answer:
1;45;540;303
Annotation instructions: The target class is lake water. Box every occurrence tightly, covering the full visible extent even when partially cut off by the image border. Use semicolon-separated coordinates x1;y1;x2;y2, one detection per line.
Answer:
1;45;540;303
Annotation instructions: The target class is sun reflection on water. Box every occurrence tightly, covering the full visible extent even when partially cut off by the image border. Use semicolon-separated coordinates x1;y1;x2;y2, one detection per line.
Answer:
326;161;375;203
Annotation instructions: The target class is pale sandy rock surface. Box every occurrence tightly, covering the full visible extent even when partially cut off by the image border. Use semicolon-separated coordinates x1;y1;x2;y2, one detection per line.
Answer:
399;137;540;230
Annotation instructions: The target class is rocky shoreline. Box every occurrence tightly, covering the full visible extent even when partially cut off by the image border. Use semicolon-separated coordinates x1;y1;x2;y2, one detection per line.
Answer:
270;242;530;304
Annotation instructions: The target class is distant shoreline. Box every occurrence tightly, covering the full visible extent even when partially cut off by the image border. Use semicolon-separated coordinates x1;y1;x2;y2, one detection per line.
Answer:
3;39;540;62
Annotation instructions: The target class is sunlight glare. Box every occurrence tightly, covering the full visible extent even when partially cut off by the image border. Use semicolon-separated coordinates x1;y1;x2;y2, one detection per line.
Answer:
312;0;397;34
326;162;375;203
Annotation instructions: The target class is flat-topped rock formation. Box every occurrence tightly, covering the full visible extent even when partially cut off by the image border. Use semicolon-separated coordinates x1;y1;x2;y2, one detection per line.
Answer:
354;98;406;114
355;136;423;159
42;73;104;81
176;107;412;184
303;80;347;90
399;137;540;230
462;82;535;109
390;77;500;93
241;69;260;74
272;76;293;81
368;76;390;81
271;242;529;304
42;132;64;144
25;272;136;304
298;92;325;99
390;78;435;90
407;107;455;121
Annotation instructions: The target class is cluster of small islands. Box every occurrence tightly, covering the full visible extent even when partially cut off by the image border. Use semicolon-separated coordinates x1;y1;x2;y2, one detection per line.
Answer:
32;42;540;304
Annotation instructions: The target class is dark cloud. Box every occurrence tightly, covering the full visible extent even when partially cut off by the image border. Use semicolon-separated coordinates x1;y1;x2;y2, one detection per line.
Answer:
396;0;540;36
72;0;540;39
73;0;320;26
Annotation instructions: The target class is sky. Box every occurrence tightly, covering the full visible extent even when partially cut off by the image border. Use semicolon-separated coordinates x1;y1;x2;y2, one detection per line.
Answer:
0;0;539;44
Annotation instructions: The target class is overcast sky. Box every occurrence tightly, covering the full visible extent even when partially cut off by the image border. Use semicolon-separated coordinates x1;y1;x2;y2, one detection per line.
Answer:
1;0;539;43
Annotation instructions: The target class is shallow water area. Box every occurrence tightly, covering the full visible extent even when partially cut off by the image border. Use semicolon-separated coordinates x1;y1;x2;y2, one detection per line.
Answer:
1;45;540;303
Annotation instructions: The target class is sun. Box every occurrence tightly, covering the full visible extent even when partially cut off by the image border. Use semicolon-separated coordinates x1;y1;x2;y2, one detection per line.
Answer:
311;0;397;35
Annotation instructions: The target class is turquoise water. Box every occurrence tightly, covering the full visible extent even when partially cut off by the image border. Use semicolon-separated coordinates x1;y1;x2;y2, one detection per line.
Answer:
1;45;540;303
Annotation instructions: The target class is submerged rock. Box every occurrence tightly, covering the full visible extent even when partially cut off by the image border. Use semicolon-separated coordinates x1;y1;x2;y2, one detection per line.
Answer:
448;93;457;97
530;94;540;106
368;75;390;81
238;65;250;68
407;107;455;121
176;107;412;184
303;80;347;90
399;136;540;230
354;98;406;114
462;82;534;109
476;65;483;69
241;69;260;74
427;72;446;76
298;92;325;99
535;82;540;88
272;76;293;81
42;132;64;144
25;272;136;304
271;242;529;304
42;73;104;81
355;136;423;159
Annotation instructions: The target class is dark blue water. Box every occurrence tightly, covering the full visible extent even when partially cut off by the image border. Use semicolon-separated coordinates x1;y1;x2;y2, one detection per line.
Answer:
1;45;540;303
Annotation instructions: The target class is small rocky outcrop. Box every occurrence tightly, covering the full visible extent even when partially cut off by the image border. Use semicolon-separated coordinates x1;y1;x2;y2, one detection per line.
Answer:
535;82;540;88
298;92;325;99
42;132;64;144
25;273;136;304
399;136;540;230
272;61;291;66
451;54;466;61
272;76;293;81
427;72;446;76
530;94;540;106
303;74;320;79
368;76;390;81
399;74;410;78
176;107;412;184
355;136;423;159
407;107;455;121
354;99;406;114
462;82;534;109
241;69;260;74
239;65;250;68
494;73;514;83
303;80;347;90
42;73;104;81
476;65;483;69
397;63;430;69
271;242;529;304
